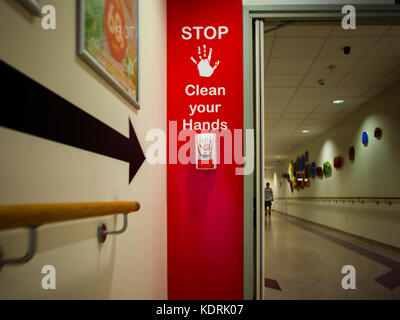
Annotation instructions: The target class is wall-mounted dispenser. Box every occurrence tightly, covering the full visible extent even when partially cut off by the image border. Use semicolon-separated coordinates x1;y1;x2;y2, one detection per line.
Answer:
196;133;216;169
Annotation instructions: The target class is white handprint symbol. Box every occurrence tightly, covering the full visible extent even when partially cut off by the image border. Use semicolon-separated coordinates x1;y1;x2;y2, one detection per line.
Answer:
190;45;220;78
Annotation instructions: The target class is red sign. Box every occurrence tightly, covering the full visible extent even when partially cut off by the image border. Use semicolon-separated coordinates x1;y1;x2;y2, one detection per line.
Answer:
167;0;244;299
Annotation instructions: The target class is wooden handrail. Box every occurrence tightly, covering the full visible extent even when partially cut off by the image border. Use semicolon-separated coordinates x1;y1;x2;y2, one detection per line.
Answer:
0;201;140;231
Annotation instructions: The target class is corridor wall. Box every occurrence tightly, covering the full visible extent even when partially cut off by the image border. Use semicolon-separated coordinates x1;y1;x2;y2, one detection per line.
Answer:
0;0;167;299
266;80;400;248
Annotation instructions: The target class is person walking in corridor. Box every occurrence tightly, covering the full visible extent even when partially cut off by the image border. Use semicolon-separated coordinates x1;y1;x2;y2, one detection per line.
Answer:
265;182;274;216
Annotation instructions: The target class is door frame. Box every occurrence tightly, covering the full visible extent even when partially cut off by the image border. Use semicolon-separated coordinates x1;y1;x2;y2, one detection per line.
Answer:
242;3;400;300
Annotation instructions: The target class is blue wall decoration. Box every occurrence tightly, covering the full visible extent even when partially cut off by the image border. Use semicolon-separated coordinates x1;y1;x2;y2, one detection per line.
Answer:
300;155;305;171
311;162;316;178
362;131;368;146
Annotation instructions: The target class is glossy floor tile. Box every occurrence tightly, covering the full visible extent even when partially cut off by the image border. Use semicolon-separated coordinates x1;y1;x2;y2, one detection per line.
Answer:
264;211;400;300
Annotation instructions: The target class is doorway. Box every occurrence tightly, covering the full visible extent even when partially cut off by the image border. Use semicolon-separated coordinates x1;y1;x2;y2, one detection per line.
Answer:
243;4;400;300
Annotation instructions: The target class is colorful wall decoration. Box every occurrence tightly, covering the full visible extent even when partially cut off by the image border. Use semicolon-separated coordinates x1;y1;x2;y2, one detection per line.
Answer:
283;126;384;192
323;161;332;177
300;154;305;172
296;173;305;189
305;163;311;178
289;161;294;180
374;127;383;140
349;146;355;161
295;156;301;173
78;0;139;109
362;131;368;146
323;161;332;176
317;166;323;178
311;162;316;178
333;156;344;169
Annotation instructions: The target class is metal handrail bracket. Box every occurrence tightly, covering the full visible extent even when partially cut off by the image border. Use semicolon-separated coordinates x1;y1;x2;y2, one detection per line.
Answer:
0;226;38;271
97;214;128;243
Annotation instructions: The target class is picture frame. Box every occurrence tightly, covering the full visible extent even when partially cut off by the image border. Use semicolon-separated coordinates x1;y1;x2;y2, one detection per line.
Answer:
78;0;140;109
17;0;42;16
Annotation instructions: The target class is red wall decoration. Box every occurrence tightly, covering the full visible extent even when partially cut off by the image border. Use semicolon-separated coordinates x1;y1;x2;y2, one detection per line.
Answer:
334;156;344;169
349;146;355;161
167;0;244;299
374;127;383;139
317;166;323;178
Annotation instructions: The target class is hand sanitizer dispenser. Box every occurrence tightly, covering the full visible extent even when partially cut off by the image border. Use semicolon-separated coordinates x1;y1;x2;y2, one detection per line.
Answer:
196;133;216;169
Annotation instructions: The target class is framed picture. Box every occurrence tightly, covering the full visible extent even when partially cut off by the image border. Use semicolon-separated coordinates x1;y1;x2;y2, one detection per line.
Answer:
78;0;139;109
17;0;42;16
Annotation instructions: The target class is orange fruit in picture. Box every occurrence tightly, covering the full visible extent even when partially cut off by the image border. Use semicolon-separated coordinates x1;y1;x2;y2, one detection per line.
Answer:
104;0;127;63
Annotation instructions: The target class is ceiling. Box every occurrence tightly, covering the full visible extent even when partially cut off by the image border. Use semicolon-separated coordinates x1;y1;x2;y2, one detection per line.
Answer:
264;24;400;168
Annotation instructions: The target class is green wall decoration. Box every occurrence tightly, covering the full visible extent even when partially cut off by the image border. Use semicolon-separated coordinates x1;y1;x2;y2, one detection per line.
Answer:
323;161;332;177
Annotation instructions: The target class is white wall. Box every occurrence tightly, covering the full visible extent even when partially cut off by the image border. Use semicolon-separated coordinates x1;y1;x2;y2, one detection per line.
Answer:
265;80;400;248
0;0;167;299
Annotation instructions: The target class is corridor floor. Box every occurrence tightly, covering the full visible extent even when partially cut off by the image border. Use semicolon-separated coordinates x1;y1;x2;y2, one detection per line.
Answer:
264;211;400;300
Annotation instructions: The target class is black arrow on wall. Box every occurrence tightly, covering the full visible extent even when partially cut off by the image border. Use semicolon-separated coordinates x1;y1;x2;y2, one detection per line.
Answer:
0;60;145;184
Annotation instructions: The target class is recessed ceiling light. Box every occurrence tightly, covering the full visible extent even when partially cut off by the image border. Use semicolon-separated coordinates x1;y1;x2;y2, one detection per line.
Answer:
333;99;344;104
302;129;310;133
